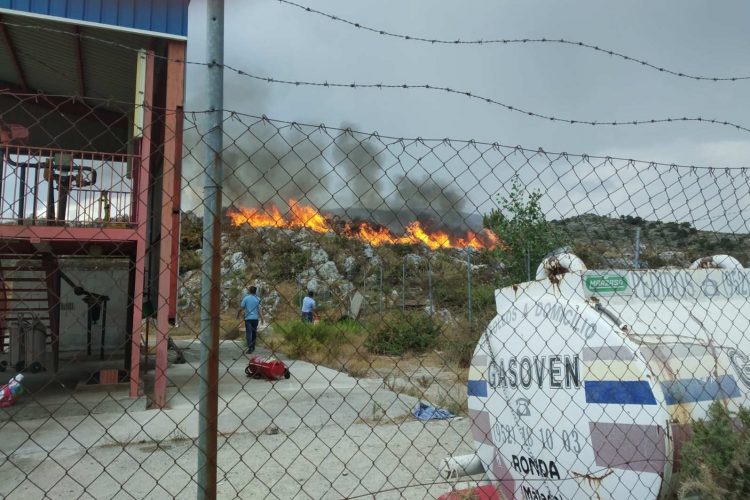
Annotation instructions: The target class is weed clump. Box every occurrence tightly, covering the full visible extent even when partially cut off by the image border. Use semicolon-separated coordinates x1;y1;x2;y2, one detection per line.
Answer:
276;321;341;360
364;311;442;356
676;402;750;500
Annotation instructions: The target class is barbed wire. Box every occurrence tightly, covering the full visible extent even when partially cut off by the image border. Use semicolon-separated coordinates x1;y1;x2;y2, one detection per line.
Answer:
276;0;750;83
2;19;748;135
217;73;750;134
3;88;748;171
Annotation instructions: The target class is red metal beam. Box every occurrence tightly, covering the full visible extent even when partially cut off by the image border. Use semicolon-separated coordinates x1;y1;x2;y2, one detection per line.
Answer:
154;41;186;408
72;26;86;98
0;16;29;91
165;41;186;324
41;256;61;373
0;225;138;242
129;51;155;401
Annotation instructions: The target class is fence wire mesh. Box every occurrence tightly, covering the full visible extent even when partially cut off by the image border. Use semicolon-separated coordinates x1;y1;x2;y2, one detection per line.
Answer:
1;95;750;500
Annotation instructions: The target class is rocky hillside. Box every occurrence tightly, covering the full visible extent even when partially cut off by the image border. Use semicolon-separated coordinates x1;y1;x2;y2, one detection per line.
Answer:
176;212;749;324
557;214;749;269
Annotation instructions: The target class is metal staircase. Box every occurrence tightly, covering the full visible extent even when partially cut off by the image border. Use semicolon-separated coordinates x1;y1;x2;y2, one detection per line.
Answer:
0;255;60;371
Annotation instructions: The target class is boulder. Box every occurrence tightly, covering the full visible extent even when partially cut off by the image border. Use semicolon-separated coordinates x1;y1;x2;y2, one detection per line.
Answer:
343;256;357;277
316;261;341;284
405;253;422;267
310;247;329;266
230;252;246;272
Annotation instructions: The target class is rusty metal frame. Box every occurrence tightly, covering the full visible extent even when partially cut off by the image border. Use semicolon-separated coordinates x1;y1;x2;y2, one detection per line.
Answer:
152;40;186;408
128;50;155;400
41;255;60;372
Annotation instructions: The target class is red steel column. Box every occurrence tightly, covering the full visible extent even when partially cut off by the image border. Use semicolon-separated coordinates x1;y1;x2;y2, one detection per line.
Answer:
168;111;184;324
129;50;155;399
153;41;186;408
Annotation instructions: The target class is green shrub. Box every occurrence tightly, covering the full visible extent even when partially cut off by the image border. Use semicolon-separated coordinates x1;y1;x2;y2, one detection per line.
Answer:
275;320;342;359
676;402;750;500
439;323;483;369
267;245;308;281
471;284;497;325
180;213;203;250
365;310;441;355
179;250;202;273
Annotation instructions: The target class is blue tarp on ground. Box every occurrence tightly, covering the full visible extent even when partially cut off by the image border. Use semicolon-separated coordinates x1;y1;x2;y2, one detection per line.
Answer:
412;402;454;420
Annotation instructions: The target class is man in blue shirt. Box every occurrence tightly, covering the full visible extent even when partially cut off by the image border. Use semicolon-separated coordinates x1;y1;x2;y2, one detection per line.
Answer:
301;290;316;322
237;286;263;354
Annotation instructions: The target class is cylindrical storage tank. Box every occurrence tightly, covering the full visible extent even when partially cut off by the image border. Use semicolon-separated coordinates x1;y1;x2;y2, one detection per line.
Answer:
467;258;750;500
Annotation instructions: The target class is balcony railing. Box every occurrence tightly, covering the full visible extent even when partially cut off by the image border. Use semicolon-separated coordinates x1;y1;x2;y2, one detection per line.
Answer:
0;147;135;227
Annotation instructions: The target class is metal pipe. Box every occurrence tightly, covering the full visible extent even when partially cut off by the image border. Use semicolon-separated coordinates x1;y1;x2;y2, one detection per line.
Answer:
379;261;383;314
100;300;107;360
31;166;39;225
0;149;5;213
467;251;472;325
526;245;531;281
86;302;92;356
197;0;224;498
427;257;433;317
401;260;405;312
17;163;26;224
634;227;641;269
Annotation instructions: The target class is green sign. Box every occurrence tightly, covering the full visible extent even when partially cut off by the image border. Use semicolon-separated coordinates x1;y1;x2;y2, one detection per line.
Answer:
585;275;628;293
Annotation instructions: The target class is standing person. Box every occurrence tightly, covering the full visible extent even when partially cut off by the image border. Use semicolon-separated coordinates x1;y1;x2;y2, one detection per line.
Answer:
301;290;316;322
238;286;263;354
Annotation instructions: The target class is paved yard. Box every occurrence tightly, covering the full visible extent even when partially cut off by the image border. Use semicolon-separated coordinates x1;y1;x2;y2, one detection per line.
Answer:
0;341;475;499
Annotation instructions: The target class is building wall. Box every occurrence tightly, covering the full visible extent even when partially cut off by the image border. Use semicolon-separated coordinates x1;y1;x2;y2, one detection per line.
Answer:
0;0;189;38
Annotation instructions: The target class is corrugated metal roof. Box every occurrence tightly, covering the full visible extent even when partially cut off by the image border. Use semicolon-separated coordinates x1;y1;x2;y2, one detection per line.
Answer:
1;13;145;106
0;0;189;38
0;12;159;151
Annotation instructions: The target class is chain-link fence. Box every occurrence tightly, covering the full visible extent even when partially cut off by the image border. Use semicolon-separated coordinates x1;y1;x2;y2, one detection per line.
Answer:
2;91;750;500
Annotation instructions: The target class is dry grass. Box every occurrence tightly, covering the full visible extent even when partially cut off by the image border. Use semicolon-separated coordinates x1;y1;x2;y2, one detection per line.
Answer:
345;358;371;378
169;312;243;340
260;335;284;353
271;282;303;322
437;389;469;416
415;374;433;389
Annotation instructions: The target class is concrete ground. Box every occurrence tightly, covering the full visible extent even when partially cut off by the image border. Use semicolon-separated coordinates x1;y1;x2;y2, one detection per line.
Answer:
0;340;476;499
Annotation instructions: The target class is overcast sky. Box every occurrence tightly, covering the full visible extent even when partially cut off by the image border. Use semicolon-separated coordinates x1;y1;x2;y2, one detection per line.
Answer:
180;1;750;233
185;0;750;166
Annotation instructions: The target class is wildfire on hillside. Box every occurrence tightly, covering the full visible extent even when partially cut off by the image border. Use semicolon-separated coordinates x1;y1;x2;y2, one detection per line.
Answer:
226;200;500;250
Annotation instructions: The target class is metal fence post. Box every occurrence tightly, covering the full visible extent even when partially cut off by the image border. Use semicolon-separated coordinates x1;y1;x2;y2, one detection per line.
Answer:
379;261;383;313
526;245;531;281
401;260;405;312
197;0;223;498
467;250;472;325
427;257;433;317
634;227;641;269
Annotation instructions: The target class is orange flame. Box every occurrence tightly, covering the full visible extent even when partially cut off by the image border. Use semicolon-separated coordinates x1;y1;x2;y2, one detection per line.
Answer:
227;200;499;250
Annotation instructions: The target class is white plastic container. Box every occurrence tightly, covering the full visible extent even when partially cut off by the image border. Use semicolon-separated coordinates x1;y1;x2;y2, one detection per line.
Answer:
462;254;750;500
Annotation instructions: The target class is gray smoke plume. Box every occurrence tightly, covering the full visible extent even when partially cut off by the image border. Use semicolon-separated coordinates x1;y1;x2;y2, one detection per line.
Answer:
180;117;477;232
331;123;385;211
181;117;331;213
388;173;469;230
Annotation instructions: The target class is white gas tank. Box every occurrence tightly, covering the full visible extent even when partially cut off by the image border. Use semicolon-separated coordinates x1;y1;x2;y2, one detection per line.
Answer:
465;255;750;500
